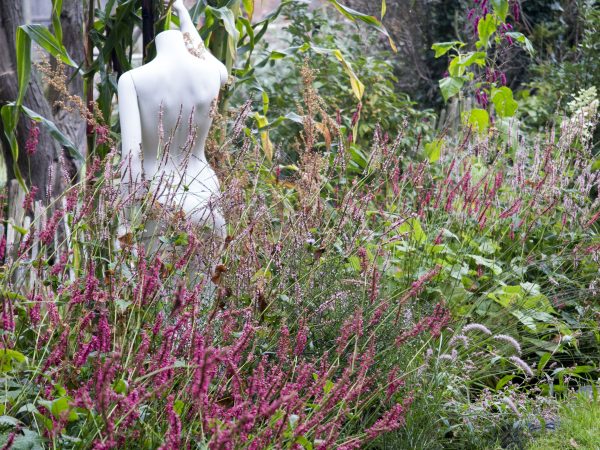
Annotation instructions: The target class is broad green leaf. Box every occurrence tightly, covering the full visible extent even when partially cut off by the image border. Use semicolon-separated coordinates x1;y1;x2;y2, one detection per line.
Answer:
458;51;487;68
206;7;240;42
20;24;77;67
174;400;184;416
262;91;269;115
537;352;552;375
113;379;128;394
431;41;463;58
242;0;254;22
328;0;397;52
491;86;518;118
347;255;361;271
381;0;386;19
15;27;32;108
51;0;64;44
0;104;26;189
476;14;497;49
0;428;44;450
21;105;84;162
50;397;78;421
332;49;364;100
0;349;27;372
505;32;535;55
439;76;464;102
469;253;501;274
296;435;313;450
466;108;490;133
511;310;542;332
398;218;426;243
448;57;464;77
496;374;516;390
491;0;509;22
425;139;443;163
254;112;273;161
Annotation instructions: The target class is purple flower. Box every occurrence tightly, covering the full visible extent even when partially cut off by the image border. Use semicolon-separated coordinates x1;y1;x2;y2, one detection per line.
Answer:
158;395;181;450
25;121;40;156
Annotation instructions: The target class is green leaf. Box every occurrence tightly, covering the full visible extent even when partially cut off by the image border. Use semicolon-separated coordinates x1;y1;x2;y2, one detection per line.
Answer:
381;0;386;19
20;24;77;68
476;14;497;49
50;397;78;421
296;436;313;450
332;49;364;100
398;218;426;244
425;139;443;163
466;108;490;133
242;0;254;22
431;41;463;58
439;77;464;102
51;0;64;44
491;0;509;22
0;428;44;450
496;374;516;390
206;7;240;42
21;105;84;162
328;0;397;52
505;32;535;55
469;253;501;274
0;104;26;189
537;352;552;375
458;51;487;68
0;349;27;372
491;86;518;118
15;27;32;108
347;255;361;272
254;113;273;161
115;299;132;313
0;416;19;427
113;379;128;395
173;400;184;416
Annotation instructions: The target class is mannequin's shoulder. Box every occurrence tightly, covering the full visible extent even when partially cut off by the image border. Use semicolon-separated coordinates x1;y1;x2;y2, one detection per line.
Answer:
117;71;136;95
121;63;160;80
201;53;228;86
117;67;145;89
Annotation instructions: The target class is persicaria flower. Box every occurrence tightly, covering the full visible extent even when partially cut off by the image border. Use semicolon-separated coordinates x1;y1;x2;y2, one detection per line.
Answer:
25;120;40;155
158;395;181;450
294;320;308;356
365;395;414;439
512;0;520;21
39;208;65;245
98;312;111;353
23;186;38;211
499;198;522;219
95;124;110;145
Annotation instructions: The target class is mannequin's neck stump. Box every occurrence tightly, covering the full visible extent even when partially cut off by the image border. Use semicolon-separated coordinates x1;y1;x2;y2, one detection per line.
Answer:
155;30;188;57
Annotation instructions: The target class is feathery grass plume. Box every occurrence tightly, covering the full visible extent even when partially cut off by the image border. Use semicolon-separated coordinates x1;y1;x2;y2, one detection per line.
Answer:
462;323;493;335
509;356;534;378
493;334;522;355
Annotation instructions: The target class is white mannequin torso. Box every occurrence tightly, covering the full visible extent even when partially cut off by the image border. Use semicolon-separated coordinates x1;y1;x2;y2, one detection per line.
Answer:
118;29;228;236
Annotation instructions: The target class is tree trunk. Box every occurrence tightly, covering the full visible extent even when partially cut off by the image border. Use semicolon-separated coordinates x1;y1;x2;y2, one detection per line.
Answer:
0;0;79;201
345;0;461;106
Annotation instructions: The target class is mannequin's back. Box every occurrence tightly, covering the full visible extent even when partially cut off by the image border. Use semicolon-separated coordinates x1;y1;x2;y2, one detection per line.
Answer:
118;30;227;235
130;52;221;166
